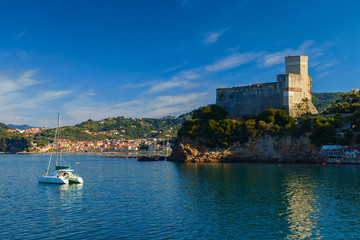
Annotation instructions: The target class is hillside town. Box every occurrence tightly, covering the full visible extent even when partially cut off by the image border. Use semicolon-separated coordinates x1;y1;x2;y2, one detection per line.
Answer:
33;138;172;153
6;127;48;136
5;127;172;153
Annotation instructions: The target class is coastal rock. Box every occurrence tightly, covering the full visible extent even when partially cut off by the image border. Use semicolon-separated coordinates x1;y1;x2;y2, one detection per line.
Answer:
168;134;320;163
168;140;232;163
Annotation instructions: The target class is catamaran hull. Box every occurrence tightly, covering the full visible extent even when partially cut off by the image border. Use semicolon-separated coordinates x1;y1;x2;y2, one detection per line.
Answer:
38;176;69;184
68;177;83;184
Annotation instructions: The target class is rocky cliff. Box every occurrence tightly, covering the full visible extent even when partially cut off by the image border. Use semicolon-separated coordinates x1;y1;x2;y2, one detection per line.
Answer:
168;134;320;163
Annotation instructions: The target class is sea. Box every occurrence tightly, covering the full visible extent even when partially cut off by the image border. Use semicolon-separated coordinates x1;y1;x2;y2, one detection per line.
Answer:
1;154;360;239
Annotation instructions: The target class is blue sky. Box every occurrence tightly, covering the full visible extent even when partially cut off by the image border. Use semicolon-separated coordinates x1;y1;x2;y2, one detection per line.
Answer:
0;0;359;127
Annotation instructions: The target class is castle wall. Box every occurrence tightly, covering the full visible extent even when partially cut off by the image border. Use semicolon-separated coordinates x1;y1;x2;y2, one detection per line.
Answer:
216;55;318;118
216;83;282;116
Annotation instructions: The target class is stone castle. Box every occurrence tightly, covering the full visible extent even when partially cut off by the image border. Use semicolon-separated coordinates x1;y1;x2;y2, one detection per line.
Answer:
216;55;318;117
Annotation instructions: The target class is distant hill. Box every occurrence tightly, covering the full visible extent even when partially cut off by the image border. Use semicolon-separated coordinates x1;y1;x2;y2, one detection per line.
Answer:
0;123;12;130
7;124;34;130
33;112;193;142
312;92;342;112
0;123;30;153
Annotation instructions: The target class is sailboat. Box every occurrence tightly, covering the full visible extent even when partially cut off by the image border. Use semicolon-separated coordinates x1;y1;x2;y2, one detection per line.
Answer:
38;113;83;184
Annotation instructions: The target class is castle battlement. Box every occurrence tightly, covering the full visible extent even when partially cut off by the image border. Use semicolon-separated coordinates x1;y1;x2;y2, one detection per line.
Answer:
216;55;318;117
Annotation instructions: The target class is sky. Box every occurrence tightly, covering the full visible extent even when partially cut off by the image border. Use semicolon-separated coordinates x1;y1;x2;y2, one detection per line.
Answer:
0;0;359;127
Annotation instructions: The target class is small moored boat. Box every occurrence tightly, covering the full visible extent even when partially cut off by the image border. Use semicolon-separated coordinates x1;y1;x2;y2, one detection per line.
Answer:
38;113;83;184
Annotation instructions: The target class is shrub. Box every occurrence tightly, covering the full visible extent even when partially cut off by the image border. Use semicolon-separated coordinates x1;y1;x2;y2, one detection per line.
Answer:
192;105;228;121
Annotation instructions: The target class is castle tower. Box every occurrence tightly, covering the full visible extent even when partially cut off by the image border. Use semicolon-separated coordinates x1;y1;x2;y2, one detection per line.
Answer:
277;55;317;117
285;55;308;76
216;55;317;118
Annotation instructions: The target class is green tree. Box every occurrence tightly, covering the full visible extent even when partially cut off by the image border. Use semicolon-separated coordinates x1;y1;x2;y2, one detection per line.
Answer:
192;105;228;121
0;136;6;152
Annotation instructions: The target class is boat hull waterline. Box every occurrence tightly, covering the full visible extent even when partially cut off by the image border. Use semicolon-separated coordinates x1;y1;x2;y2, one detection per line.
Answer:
38;176;69;184
38;169;83;184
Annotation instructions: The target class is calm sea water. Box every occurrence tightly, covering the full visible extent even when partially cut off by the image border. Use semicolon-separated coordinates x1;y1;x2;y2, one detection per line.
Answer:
1;154;360;239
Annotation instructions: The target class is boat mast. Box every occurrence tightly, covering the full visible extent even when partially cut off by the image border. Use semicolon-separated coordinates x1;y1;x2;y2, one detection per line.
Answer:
55;113;60;166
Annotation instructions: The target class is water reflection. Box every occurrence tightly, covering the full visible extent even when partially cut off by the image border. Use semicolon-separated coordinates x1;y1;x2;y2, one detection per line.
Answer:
35;183;84;229
58;183;83;191
283;173;321;240
38;183;83;208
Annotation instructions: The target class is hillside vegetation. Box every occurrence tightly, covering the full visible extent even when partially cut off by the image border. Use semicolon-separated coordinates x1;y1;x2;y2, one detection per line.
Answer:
32;113;192;145
312;92;342;112
178;92;360;149
325;92;360;114
0;124;31;153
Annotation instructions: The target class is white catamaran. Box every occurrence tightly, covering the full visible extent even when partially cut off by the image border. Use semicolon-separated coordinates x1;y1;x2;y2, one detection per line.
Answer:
38;113;83;184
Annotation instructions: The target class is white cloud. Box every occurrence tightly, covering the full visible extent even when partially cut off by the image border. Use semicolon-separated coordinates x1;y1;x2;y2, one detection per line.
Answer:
205;52;260;72
0;70;78;126
14;29;28;40
260;40;320;67
147;78;196;93
316;61;336;71
123;80;155;89
316;70;334;78
145;52;260;94
298;40;315;51
261;49;299;67
180;0;190;7
152;92;207;109
227;46;240;52
18;70;40;86
62;91;211;126
177;70;200;80
161;61;188;73
121;50;262;98
144;92;209;117
41;90;73;100
203;29;228;45
16;49;33;60
0;70;40;95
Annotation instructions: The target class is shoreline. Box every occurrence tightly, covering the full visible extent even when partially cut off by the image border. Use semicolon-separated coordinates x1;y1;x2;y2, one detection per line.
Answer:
14;151;169;157
4;152;360;164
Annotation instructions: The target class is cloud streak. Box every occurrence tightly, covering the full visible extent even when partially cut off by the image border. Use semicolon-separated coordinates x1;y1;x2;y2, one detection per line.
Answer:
205;52;260;72
316;61;336;71
0;70;78;126
0;70;40;95
40;90;73;101
16;49;33;60
14;29;28;40
259;40;335;67
147;79;196;93
142;52;261;94
203;29;229;45
260;41;315;67
62;90;211;126
180;0;191;7
161;61;189;73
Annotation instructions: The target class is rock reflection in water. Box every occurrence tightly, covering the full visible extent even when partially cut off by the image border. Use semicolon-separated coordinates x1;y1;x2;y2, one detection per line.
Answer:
283;174;321;240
